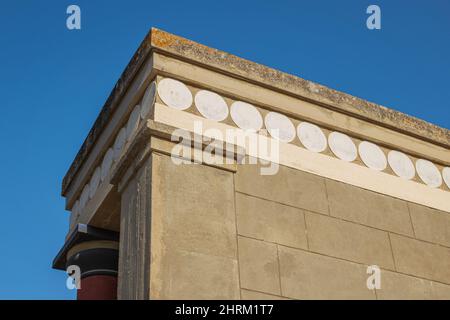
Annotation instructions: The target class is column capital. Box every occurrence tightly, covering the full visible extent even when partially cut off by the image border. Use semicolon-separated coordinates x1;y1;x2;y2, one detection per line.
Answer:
52;224;119;271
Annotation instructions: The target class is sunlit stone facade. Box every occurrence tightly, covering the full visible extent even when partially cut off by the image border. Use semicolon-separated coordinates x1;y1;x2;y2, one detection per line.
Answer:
53;28;450;300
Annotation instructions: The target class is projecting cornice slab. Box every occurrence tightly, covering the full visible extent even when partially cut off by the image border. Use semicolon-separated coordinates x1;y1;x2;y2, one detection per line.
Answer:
61;27;450;196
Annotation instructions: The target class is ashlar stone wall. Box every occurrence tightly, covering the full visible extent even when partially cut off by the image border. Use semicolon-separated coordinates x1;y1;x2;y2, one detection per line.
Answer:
143;152;450;300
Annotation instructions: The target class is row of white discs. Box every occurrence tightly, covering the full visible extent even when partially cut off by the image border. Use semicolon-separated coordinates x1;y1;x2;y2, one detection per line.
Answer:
72;77;450;215
157;78;450;189
71;82;157;217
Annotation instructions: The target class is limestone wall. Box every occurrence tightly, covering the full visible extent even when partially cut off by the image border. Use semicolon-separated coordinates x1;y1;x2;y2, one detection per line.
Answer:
235;161;450;299
139;153;450;299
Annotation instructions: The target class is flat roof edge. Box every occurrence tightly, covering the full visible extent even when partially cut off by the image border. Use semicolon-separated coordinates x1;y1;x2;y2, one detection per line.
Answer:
61;27;450;196
150;28;449;146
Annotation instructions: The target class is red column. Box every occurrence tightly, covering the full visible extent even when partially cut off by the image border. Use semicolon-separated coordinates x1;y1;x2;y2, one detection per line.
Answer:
77;275;118;300
53;225;120;300
66;245;119;300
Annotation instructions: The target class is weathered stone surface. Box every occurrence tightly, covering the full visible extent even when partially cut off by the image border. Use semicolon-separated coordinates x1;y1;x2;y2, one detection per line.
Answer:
235;163;329;215
150;153;239;299
431;281;450;300
152;153;237;259
409;203;450;247
376;270;434;300
390;234;450;284
305;212;395;269
236;193;307;249
278;246;375;300
326;180;414;236
377;270;450;300
154;249;240;299
240;289;288;300
238;237;281;296
118;160;152;299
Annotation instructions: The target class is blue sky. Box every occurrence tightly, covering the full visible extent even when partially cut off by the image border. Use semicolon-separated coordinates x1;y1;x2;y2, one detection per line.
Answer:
0;0;448;299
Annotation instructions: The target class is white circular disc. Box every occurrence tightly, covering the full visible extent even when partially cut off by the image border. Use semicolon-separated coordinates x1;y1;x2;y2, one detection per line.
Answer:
140;82;156;120
328;132;357;162
100;148;114;182
388;150;415;180
194;90;229;121
126;105;141;141
443;167;450;188
358;141;387;171
416;159;442;188
72;200;80;217
89;166;101;199
126;104;141;141
230;101;263;131
264;112;296;142
157;78;192;110
297;122;327;153
113;127;126;161
80;183;90;209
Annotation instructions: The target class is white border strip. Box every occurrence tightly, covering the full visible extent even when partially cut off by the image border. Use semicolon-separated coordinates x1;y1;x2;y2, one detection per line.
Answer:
154;103;450;213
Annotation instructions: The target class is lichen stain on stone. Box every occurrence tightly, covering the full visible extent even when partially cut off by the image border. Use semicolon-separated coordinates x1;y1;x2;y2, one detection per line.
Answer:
151;28;180;49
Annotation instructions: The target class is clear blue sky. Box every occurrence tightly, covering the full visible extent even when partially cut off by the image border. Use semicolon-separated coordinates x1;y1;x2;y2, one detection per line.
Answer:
0;0;449;299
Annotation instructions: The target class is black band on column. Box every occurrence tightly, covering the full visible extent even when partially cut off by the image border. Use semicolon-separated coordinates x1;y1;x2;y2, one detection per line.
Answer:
53;224;119;271
66;248;119;278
